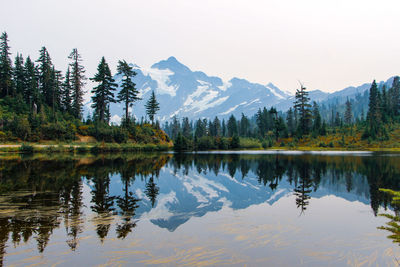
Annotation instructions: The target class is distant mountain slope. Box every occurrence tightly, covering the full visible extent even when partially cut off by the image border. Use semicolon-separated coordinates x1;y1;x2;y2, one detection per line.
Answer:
83;56;397;123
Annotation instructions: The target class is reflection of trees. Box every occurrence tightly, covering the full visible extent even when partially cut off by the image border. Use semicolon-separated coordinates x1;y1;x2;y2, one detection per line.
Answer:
293;162;313;215
88;164;116;242
116;163;139;239
0;153;171;263
168;153;400;216
145;174;160;208
1;152;400;262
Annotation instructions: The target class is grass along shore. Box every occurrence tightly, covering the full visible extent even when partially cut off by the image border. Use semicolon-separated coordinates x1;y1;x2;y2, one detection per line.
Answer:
0;141;172;153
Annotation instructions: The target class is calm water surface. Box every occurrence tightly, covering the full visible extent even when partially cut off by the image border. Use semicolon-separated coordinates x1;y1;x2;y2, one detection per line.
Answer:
0;151;399;266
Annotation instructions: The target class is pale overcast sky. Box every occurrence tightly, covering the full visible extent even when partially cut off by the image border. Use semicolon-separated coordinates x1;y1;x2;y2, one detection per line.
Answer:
2;0;400;93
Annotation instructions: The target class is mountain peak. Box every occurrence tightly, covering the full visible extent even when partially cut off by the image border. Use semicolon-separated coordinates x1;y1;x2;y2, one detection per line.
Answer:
151;56;191;73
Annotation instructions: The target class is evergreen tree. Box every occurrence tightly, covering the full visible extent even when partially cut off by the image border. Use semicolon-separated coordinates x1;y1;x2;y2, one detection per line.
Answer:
182;117;192;139
69;48;87;119
227;115;238;137
256;108;265;137
212;116;222;137
366;80;381;138
222;119;226;137
171;116;181;139
0;32;13;97
51;67;63;115
344;98;352;125
194;118;206;138
116;60;140;124
62;67;72;113
381;85;389;123
388;76;400;117
90;57;116;123
145;90;160;124
240;113;250;137
312;101;321;133
294;85;312;136
37;46;53;106
13;53;25;96
286;108;295;136
23;56;39;108
335;111;341;127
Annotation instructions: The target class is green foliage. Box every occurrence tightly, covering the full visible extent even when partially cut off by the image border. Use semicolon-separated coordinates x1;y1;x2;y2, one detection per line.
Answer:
230;135;240;149
19;143;33;153
174;132;190;152
378;189;400;245
116;60;140;123
90;57;116;122
145;90;160;124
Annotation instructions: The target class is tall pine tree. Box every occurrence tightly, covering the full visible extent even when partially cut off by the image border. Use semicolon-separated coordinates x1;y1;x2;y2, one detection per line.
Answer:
145;90;160;124
344;98;352;125
116;60;140;124
24;56;39;108
37;46;53;106
0;32;13;97
294;85;312;136
366;80;381;138
13;53;25;96
69;48;86;119
90;57;116;123
62;67;72;113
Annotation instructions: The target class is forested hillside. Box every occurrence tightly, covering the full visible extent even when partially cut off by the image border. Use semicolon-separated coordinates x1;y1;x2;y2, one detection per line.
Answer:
169;79;400;151
0;32;169;146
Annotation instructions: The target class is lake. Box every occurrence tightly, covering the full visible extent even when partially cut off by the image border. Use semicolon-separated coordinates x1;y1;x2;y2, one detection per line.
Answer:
0;151;399;266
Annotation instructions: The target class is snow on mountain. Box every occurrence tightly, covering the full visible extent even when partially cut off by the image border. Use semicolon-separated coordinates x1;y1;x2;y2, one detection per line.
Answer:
83;56;397;123
85;56;291;123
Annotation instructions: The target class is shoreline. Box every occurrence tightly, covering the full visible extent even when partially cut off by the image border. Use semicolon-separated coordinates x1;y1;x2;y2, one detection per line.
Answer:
1;143;400;153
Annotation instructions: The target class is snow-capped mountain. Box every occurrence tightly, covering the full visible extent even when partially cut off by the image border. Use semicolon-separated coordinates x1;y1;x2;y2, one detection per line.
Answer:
83;56;397;123
85;56;290;124
101;163;371;232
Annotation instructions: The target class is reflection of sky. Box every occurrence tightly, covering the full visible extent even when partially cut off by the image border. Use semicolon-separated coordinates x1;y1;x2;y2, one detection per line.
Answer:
4;164;400;266
103;166;371;232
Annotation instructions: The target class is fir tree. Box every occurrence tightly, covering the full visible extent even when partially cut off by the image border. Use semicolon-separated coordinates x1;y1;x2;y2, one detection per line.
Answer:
116;60;140;124
62;67;72;113
388;76;400;117
286;107;295;136
294;85;312;136
213;116;222;137
51;67;63;116
69;48;87;119
90;57;116;123
23;56;39;108
344;98;352;125
312;102;322;134
227;115;238;137
37;46;53;106
0;32;13;97
145;90;160;124
13;53;25;96
366;80;381;138
182;117;192;138
240;113;250;137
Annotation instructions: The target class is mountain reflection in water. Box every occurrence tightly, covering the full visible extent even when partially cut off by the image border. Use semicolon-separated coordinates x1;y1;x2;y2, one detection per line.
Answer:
0;152;399;266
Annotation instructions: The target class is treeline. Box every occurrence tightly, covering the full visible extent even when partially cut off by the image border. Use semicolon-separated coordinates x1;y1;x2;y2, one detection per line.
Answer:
168;77;400;151
0;32;163;143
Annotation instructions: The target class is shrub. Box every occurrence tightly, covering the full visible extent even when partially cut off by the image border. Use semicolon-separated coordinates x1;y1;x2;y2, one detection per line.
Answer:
0;131;6;141
230;135;240;149
20;143;33;153
113;128;129;143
